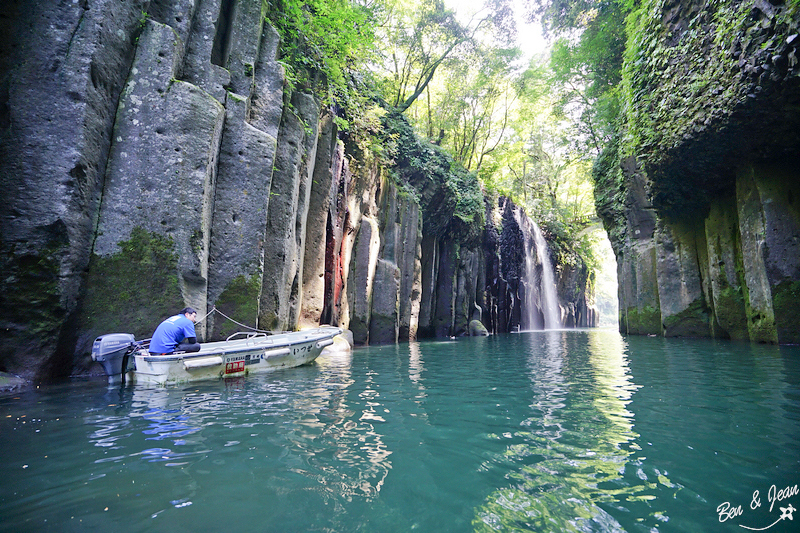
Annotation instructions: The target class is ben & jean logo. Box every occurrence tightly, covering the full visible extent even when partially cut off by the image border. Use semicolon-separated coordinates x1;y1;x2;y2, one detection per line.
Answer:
717;482;798;530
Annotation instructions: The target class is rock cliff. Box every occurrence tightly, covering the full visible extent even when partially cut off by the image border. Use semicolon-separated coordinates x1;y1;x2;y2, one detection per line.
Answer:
595;0;800;343
0;0;595;381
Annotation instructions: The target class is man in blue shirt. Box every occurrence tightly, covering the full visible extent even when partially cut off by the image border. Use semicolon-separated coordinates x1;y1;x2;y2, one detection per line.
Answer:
149;307;201;354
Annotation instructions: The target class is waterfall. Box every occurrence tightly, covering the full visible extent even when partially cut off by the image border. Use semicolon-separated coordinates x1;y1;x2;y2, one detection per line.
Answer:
532;222;561;329
514;208;561;330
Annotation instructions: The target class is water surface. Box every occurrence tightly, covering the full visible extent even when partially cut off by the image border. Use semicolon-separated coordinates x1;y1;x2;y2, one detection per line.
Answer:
1;330;798;532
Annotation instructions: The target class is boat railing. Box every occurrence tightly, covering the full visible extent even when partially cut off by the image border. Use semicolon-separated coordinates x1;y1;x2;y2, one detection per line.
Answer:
225;331;270;343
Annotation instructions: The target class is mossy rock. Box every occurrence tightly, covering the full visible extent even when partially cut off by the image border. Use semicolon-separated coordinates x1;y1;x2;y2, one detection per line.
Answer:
210;275;261;340
469;320;489;336
772;280;800;344
80;227;182;340
713;285;748;340
662;298;711;338
0;248;63;339
379;110;484;245
625;305;660;335
746;312;779;344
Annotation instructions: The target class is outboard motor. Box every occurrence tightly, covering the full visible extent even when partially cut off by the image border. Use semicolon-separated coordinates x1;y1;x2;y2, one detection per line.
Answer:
92;333;136;384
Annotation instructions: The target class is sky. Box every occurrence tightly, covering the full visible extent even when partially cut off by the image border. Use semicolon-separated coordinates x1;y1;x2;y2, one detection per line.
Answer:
443;0;549;62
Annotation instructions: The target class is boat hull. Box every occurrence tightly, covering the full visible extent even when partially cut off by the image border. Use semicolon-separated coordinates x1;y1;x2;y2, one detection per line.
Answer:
127;327;342;386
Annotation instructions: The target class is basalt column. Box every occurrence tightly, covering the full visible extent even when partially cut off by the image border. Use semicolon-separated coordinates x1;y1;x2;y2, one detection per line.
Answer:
84;20;224;346
0;0;151;379
259;91;320;332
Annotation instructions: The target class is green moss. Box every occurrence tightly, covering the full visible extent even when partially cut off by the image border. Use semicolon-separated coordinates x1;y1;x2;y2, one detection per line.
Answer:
772;280;800;344
714;285;749;340
190;229;203;256
0;247;63;342
210;275;261;340
746;311;778;344
380;110;484;245
621;0;750;161
80;227;181;339
662;298;711;338
592;135;626;252
615;0;799;214
625;305;660;335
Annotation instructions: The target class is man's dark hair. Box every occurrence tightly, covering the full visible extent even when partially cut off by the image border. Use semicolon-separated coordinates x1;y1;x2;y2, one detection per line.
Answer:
180;307;197;316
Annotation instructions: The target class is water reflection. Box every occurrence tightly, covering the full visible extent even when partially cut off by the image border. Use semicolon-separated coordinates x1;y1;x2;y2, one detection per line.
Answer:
474;330;646;532
2;331;798;532
409;341;425;385
78;351;395;528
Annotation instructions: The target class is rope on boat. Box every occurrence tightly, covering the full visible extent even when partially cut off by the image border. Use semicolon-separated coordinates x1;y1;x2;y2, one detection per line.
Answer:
199;306;276;335
194;306;216;325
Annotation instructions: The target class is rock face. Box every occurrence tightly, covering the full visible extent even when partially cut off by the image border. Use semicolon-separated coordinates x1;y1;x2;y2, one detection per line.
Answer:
0;1;595;381
0;1;152;378
595;0;800;343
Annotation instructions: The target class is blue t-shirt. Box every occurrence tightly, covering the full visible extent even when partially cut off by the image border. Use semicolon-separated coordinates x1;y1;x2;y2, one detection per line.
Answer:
149;314;196;353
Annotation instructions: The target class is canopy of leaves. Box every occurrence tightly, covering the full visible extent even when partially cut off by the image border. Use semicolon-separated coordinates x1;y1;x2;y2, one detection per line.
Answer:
266;0;379;113
546;0;628;155
380;109;485;244
265;0;620;286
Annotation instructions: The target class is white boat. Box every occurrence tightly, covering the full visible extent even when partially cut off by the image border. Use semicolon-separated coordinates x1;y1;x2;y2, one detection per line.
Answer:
91;327;343;385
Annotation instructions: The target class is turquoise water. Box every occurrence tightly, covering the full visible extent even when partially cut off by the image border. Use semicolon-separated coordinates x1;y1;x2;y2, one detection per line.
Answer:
1;330;799;532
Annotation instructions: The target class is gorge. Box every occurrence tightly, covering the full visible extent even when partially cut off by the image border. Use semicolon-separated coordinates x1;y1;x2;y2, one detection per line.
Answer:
0;0;596;382
594;0;800;345
1;0;798;385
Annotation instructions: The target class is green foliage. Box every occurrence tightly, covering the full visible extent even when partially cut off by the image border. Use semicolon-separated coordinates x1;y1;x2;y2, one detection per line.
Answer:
266;0;380;139
592;134;626;245
380;109;485;243
418;45;522;171
547;0;628;155
527;0;600;35
267;0;375;88
372;0;520;116
377;0;471;111
619;0;800;169
266;0;616;288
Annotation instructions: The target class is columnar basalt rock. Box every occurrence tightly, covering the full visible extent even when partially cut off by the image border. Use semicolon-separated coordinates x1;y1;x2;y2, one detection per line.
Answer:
371;181;422;343
735;164;800;344
0;0;149;379
654;220;711;338
396;195;422;341
558;261;598;329
259;91;319;332
320;142;349;327
433;238;458;338
182;0;231;102
299;113;338;329
454;247;482;337
596;0;800;344
206;90;277;339
369;259;401;344
86;19;226;341
703;198;748;340
347;216;381;345
0;1;596;381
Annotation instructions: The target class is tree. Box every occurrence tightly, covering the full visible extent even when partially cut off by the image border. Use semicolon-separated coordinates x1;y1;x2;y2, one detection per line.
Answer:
418;45;521;172
526;0;629;157
373;0;509;113
267;0;379;93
